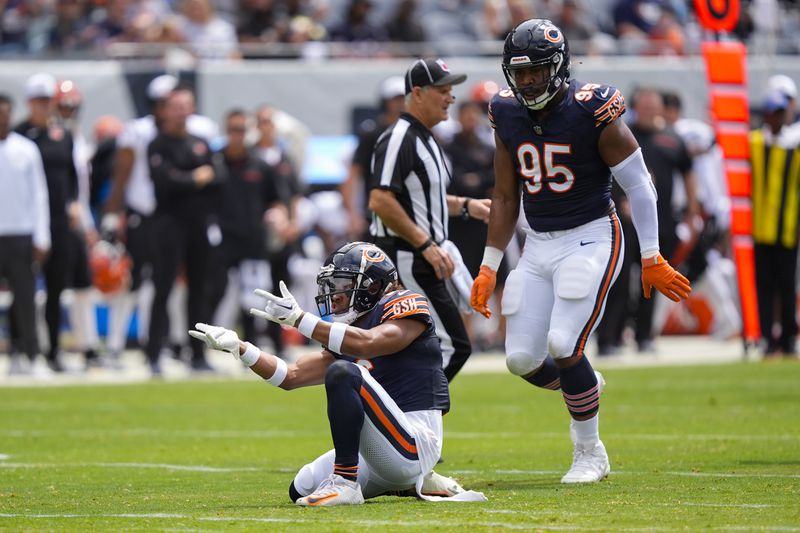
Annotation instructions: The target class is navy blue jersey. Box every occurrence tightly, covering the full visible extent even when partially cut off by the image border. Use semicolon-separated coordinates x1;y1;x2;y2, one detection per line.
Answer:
327;289;450;413
489;80;626;232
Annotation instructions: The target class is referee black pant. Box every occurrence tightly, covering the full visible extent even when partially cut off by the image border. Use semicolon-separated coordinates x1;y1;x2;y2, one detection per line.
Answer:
374;237;471;381
0;235;40;360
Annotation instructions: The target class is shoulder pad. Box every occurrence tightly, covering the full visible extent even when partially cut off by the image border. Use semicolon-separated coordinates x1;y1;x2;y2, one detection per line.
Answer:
488;88;519;129
573;82;626;127
380;290;430;322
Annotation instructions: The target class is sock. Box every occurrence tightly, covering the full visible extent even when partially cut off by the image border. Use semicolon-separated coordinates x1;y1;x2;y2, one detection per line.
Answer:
325;361;365;477
523;356;561;389
333;464;359;482
559;355;600;421
572;414;600;447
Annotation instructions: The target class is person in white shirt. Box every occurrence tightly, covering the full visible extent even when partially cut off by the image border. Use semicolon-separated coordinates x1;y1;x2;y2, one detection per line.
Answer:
0;94;50;374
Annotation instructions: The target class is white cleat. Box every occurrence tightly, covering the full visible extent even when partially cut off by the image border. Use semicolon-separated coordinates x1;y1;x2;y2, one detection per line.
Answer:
421;470;465;497
296;474;365;507
561;440;611;483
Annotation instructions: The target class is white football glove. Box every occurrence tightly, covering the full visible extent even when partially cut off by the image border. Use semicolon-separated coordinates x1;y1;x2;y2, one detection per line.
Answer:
188;323;240;357
250;280;304;326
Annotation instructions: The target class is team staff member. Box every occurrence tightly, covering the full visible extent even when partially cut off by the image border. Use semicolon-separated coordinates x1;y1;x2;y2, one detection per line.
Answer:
190;242;485;505
14;73;85;372
103;75;218;361
208;109;287;343
751;90;800;356
146;85;221;375
0;94;50;373
369;58;490;381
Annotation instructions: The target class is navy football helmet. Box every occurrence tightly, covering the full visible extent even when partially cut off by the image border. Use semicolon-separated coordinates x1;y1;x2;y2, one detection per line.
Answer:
315;242;398;324
502;19;571;111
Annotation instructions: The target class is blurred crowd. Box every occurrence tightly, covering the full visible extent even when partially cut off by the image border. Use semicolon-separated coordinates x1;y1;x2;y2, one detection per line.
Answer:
1;0;800;59
0;65;798;379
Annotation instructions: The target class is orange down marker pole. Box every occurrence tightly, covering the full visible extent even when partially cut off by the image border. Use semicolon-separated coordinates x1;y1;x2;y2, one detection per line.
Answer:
697;6;761;348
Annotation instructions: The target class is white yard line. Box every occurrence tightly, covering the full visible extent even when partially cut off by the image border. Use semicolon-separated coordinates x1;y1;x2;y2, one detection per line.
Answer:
0;462;262;473
0;512;796;531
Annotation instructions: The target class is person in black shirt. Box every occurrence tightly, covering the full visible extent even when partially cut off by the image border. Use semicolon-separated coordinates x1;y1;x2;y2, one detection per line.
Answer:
14;73;94;371
146;85;221;375
208;109;287;344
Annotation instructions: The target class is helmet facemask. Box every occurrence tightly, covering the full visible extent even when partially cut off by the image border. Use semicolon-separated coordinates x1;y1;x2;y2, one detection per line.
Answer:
503;52;566;111
315;267;383;325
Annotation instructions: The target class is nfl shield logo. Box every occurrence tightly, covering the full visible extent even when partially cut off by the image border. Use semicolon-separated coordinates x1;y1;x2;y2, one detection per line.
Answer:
533;125;543;135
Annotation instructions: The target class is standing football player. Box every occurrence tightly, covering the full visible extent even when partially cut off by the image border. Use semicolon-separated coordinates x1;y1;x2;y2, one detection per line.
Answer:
470;19;692;483
190;242;485;505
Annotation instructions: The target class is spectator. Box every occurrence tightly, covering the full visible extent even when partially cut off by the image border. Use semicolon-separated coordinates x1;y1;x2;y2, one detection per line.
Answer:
47;0;92;52
146;85;222;375
0;93;50;376
328;0;386;43
385;0;426;43
750;90;800;357
340;75;405;241
177;0;240;59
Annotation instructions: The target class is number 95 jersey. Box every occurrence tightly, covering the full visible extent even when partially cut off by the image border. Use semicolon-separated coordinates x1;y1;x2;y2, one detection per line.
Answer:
489;80;626;233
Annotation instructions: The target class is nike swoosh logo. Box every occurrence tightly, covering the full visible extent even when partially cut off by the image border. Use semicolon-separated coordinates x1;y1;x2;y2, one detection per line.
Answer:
580;240;595;246
306;492;339;505
275;303;292;311
600;88;610;98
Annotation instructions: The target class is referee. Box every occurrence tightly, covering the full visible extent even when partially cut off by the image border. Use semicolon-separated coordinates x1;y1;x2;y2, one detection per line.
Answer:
369;58;491;381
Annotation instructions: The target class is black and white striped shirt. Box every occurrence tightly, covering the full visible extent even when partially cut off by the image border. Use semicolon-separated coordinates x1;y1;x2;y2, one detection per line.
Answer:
369;112;450;245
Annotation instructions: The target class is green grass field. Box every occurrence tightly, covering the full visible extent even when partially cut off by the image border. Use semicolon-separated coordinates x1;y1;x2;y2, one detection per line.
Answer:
1;360;799;531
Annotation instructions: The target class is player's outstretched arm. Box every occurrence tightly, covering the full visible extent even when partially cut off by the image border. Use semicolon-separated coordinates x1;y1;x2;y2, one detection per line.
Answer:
249;281;426;358
189;322;333;390
470;133;521;318
600;119;691;302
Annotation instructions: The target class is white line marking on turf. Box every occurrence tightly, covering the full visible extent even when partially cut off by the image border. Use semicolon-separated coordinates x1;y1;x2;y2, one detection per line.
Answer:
3;513;797;531
0;454;9;460
655;503;775;509
0;462;261;473
453;469;800;480
662;471;800;479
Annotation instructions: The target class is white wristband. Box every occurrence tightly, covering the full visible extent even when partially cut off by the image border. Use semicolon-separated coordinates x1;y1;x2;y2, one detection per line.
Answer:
481;246;503;271
297;313;321;338
240;342;261;367
328;322;348;354
265;356;288;387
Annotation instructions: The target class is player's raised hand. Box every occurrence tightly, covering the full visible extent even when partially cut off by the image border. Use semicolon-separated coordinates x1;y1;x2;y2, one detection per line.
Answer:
641;254;691;302
250;280;304;326
470;265;497;318
189;323;240;356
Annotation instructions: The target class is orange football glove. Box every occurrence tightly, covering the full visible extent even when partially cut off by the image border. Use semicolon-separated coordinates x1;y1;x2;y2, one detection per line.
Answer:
470;265;497;318
641;254;691;302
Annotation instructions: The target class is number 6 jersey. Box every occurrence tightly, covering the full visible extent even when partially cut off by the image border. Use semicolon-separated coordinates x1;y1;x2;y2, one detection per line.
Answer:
489;80;627;232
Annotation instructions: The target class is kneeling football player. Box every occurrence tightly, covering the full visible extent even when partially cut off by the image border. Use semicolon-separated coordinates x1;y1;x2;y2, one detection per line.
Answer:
190;242;486;506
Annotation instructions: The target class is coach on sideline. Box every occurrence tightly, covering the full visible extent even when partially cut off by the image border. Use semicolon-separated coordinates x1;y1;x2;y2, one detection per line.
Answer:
369;58;491;381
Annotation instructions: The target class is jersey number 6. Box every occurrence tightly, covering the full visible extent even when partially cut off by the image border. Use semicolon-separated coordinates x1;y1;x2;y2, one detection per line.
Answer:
516;143;575;194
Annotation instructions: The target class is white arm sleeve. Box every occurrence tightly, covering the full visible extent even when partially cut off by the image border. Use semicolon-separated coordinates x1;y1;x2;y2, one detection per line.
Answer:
611;148;660;257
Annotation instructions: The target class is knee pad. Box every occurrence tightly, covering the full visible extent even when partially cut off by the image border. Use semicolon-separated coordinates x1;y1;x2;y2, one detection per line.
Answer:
324;359;361;389
506;351;546;376
291;462;317;499
547;329;573;359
